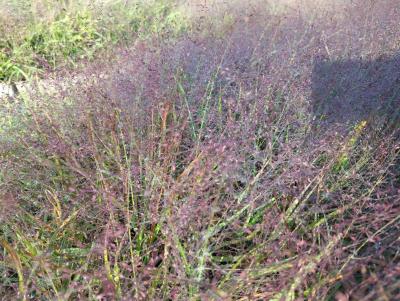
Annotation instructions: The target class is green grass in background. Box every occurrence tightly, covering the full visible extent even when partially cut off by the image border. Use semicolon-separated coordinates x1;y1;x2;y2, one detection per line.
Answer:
0;0;188;82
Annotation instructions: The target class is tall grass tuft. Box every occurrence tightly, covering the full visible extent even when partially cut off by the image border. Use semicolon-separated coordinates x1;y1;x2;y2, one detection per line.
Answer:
1;0;399;300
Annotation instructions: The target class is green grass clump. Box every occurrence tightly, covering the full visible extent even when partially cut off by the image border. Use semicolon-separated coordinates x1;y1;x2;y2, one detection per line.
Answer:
0;0;188;81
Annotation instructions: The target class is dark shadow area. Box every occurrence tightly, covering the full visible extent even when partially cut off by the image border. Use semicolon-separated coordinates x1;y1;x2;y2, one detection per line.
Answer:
311;53;400;129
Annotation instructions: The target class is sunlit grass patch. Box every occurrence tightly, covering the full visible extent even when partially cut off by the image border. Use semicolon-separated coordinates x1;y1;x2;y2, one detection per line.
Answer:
0;0;189;82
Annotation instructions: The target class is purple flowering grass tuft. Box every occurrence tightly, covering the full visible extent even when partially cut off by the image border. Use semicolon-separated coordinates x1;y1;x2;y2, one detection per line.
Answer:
0;1;399;300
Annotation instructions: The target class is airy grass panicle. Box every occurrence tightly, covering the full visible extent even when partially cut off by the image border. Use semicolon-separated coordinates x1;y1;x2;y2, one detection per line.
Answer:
0;0;399;300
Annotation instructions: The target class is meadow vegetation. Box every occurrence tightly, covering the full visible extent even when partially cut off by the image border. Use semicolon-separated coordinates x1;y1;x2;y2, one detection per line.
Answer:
0;0;187;81
0;0;399;300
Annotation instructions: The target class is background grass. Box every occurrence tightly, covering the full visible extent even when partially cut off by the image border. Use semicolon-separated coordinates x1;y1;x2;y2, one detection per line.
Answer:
0;0;188;82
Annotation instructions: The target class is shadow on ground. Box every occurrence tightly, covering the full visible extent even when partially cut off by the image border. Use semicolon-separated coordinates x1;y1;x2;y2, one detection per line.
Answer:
311;54;400;129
